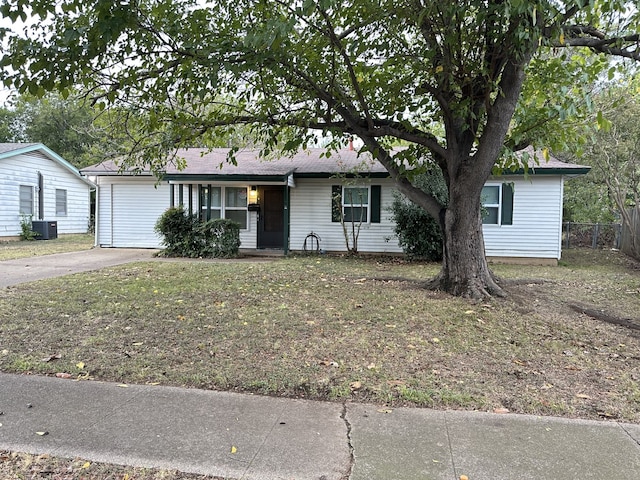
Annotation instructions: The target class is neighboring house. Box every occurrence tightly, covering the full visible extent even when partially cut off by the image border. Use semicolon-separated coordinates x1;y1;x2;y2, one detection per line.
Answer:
0;143;94;240
81;147;590;264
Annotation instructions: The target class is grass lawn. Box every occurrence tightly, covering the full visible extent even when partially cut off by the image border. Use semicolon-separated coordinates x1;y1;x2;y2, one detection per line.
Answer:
0;233;94;260
0;247;639;478
0;451;219;480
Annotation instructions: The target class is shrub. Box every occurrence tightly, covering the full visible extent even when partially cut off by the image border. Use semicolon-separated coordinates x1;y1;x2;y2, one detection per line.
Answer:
154;207;240;258
154;207;198;256
196;218;241;258
19;215;39;241
389;171;447;261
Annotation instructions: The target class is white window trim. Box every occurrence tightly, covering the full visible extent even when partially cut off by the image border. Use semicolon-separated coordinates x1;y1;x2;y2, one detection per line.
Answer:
19;185;34;216
342;185;371;224
56;189;67;216
223;187;249;230
481;183;502;226
200;186;249;230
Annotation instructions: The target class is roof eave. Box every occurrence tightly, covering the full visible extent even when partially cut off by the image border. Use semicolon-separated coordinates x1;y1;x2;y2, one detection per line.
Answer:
498;167;591;176
2;143;95;187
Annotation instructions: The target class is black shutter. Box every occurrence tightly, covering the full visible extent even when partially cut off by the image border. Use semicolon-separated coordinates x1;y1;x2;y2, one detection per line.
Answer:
331;185;342;222
370;185;381;223
501;183;514;225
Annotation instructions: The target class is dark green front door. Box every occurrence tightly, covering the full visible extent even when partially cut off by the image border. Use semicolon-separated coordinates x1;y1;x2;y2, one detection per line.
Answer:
258;186;285;248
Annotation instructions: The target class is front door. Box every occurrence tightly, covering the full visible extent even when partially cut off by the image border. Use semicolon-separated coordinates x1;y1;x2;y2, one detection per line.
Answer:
257;186;285;249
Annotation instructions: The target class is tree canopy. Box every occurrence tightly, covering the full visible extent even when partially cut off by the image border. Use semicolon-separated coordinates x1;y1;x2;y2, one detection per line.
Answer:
2;0;639;297
567;79;640;255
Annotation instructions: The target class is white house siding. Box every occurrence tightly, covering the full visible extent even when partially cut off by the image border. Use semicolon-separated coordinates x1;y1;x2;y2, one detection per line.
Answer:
95;176;169;248
0;152;90;237
483;176;564;259
95;178;258;249
91;174;566;259
288;178;403;253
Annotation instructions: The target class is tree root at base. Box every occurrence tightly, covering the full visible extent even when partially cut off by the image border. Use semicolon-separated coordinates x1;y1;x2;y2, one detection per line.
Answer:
569;303;640;332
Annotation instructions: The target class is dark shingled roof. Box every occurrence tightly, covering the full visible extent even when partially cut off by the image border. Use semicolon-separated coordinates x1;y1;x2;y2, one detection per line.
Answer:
0;143;39;155
80;147;590;178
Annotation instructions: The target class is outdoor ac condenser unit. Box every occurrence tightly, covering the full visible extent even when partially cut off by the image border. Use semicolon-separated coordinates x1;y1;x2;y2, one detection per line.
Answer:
31;220;58;240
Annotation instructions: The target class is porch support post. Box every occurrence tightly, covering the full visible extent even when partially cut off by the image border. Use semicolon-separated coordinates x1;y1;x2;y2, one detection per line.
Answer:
283;185;290;255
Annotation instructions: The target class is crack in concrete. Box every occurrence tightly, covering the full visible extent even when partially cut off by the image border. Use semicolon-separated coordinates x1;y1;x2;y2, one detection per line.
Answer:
340;402;355;480
618;422;640;447
443;412;459;479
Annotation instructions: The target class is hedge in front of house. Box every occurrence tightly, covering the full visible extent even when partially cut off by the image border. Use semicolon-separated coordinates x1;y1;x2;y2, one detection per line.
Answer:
389;171;447;261
155;206;241;258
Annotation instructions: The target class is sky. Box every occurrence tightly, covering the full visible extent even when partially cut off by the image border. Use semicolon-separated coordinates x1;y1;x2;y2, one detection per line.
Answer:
0;12;32;107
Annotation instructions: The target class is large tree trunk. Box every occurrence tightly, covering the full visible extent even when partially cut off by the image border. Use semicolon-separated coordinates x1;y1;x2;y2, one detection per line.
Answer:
428;174;505;299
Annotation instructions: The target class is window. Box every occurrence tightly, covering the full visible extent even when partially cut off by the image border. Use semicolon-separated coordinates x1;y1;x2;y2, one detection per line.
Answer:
481;183;514;225
344;187;369;222
200;186;221;220
224;187;248;229
199;186;248;229
56;189;67;216
332;185;381;224
19;185;33;215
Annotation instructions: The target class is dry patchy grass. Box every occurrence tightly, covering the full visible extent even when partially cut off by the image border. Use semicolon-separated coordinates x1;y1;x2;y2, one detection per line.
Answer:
1;249;638;424
0;234;94;261
0;451;222;479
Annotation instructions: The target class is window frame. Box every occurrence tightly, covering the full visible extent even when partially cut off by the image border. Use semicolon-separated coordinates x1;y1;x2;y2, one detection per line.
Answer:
481;182;514;226
199;186;222;221
199;185;248;230
481;185;501;225
55;188;67;216
19;185;34;216
342;186;370;223
223;186;248;230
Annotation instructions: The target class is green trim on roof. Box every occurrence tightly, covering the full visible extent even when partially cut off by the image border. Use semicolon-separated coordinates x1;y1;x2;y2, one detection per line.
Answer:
164;171;391;182
164;174;289;182
293;172;390;179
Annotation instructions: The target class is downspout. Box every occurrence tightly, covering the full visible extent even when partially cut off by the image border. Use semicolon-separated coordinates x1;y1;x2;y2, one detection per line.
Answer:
38;171;44;220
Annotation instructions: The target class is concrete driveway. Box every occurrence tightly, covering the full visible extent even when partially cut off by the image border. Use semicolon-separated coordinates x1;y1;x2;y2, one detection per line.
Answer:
0;248;159;288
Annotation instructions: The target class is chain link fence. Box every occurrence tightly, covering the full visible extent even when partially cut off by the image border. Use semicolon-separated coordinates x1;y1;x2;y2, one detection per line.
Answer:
562;222;622;249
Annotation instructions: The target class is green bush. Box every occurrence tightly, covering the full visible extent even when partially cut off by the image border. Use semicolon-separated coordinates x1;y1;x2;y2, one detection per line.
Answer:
390;171;447;261
196;218;241;258
19;215;39;241
154;207;240;258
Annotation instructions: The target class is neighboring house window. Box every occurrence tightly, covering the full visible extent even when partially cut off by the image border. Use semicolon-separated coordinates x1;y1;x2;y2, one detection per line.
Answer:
224;187;248;229
199;186;248;229
19;185;33;215
481;183;514;225
56;189;67;216
332;185;381;223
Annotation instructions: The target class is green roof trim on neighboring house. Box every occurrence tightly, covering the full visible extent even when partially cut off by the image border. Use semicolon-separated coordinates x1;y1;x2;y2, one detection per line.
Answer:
1;143;95;187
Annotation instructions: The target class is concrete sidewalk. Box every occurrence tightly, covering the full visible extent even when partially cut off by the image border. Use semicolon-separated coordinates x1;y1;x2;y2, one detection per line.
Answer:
1;373;638;480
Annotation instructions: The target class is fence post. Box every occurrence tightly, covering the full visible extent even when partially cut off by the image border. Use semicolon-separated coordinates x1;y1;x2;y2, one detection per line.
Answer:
592;223;599;249
565;222;570;249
